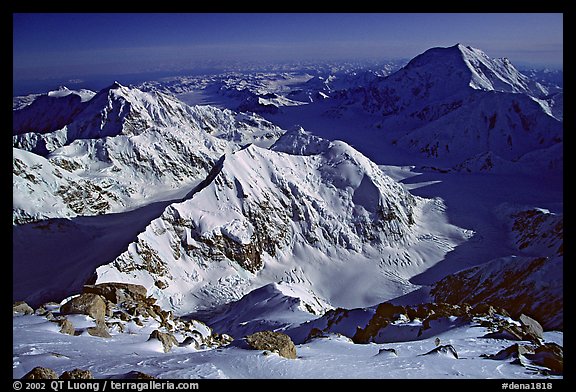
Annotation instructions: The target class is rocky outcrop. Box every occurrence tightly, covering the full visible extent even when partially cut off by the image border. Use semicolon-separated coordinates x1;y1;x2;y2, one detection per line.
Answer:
525;343;563;375
352;302;407;343
120;371;156;379
83;282;148;304
431;256;562;330
22;367;58;379
13;301;34;315
87;323;111;338
519;314;544;341
60;293;107;323
245;331;297;359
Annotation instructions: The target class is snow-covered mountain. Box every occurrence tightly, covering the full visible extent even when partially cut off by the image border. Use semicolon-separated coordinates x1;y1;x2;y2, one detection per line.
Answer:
13;83;285;223
330;44;562;170
13;87;96;135
94;129;470;314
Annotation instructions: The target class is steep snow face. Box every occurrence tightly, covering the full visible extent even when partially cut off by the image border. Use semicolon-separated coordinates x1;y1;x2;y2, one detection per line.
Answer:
95;132;470;314
189;282;333;339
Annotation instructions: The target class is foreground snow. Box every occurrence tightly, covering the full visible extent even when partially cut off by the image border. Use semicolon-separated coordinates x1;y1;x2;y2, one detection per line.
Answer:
13;312;562;379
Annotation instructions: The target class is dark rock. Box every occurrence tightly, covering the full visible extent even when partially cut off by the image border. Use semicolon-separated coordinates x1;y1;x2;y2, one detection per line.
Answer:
107;321;125;333
34;306;49;316
123;371;156;379
22;367;58;379
179;336;199;348
483;325;525;341
59;369;93;379
212;332;234;346
525;343;563;375
83;283;147;305
60;293;107;323
352;302;406;343
305;327;327;342
471;303;497;316
245;331;297;359
148;330;179;353
13;301;34;315
375;348;398;357
422;344;459;359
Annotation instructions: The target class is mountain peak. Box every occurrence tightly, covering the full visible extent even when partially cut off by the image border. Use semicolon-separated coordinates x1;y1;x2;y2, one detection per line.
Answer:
400;44;545;96
110;81;124;89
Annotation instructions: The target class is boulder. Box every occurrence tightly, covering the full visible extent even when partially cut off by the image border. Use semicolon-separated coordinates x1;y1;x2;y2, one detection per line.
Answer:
60;293;107;323
245;331;297;359
83;283;147;305
148;330;179;353
57;318;75;336
59;369;93;379
13;301;34;315
22;367;58;379
519;314;544;342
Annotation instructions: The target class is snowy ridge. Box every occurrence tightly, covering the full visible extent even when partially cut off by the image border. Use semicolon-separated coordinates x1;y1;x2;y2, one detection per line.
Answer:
13;84;288;223
95;131;469;314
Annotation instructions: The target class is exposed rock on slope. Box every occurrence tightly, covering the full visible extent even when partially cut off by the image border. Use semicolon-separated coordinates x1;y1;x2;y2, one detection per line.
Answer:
430;256;562;330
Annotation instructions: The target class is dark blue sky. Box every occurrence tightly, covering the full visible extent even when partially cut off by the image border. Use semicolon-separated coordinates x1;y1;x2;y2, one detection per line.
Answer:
13;13;563;80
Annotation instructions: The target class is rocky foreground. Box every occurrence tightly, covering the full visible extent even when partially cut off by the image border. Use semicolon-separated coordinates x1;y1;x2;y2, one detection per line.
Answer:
14;282;562;378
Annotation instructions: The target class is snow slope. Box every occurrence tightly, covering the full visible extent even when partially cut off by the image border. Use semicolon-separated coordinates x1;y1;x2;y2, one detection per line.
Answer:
13;308;563;379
